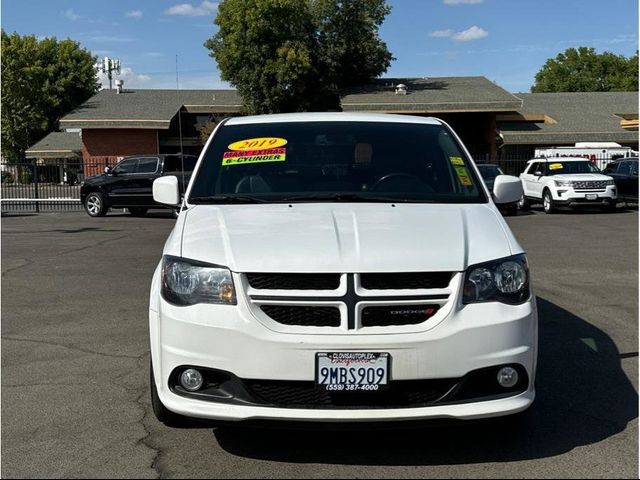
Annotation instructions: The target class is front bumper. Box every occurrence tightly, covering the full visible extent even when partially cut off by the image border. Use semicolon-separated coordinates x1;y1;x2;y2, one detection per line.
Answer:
553;185;617;206
149;270;538;423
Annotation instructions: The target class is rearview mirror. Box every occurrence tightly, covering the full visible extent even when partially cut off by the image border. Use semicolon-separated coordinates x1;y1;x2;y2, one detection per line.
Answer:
534;171;543;177
493;175;523;205
153;176;180;206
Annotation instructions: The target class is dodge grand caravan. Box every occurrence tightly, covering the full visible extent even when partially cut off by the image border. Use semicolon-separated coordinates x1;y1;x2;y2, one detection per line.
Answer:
149;113;537;426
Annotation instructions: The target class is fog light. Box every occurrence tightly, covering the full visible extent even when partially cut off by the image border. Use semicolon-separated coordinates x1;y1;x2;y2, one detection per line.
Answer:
180;369;204;391
497;367;519;388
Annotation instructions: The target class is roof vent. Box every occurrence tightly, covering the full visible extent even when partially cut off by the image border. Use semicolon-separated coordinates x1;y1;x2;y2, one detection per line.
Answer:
115;79;124;94
395;83;408;95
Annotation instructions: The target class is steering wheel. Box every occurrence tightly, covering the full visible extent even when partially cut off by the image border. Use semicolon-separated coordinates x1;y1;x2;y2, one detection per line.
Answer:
369;173;429;192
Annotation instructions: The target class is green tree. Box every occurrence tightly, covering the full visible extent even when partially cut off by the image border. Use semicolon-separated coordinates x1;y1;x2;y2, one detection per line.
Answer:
205;0;393;114
312;0;393;89
532;47;639;93
1;31;99;163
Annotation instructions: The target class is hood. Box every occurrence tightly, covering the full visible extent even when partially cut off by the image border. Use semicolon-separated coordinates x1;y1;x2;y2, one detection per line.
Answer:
83;173;109;184
552;173;612;181
178;203;521;273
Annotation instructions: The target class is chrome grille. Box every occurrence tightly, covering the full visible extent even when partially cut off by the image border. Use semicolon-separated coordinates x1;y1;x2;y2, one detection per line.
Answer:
572;181;608;189
247;272;456;333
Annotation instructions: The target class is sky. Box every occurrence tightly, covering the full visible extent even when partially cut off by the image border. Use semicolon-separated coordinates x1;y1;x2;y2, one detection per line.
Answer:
2;0;638;93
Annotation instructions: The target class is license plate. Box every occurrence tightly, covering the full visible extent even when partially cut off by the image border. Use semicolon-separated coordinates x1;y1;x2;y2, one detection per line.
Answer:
586;194;598;200
316;352;389;392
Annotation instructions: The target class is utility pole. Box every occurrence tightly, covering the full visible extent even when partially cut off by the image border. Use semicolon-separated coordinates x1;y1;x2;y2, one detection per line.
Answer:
96;57;122;90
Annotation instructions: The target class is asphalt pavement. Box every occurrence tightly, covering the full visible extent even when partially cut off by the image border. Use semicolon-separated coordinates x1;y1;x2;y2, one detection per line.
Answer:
2;206;638;478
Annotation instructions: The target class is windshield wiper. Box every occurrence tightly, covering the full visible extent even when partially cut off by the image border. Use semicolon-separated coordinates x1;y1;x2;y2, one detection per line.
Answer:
279;193;432;203
189;195;269;204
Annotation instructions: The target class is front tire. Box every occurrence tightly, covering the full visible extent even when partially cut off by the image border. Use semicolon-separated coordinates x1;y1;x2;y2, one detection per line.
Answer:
84;192;108;217
543;190;556;214
602;201;617;213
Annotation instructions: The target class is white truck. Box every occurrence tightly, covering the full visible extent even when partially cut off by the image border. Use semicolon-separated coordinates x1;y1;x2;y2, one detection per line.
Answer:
535;143;638;170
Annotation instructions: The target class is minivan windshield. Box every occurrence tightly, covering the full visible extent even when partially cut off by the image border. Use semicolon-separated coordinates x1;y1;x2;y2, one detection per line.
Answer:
188;121;487;204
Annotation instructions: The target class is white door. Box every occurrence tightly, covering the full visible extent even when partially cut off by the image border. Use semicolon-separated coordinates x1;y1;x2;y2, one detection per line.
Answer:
521;162;540;198
529;162;546;198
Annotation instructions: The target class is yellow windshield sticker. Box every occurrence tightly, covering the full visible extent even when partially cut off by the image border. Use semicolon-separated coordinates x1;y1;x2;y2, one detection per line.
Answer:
228;137;287;151
455;166;473;186
222;148;286;166
549;163;563;170
449;156;465;166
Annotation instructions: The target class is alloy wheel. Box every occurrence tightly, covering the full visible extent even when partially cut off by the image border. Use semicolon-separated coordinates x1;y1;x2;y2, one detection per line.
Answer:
87;195;101;215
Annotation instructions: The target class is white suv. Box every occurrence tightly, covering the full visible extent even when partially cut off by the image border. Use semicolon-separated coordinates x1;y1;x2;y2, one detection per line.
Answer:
519;158;617;214
149;113;537;427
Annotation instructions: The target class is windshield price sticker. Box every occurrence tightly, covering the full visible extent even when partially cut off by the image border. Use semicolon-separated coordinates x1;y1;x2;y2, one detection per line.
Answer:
316;352;389;392
455;166;473;186
549;163;564;170
222;148;286;166
449;156;465;166
228;137;288;151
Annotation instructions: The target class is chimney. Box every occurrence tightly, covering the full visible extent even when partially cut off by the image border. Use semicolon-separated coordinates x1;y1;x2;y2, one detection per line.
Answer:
115;79;124;94
395;83;408;95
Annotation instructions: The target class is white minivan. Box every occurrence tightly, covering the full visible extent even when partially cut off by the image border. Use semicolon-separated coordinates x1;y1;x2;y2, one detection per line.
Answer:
149;113;537;426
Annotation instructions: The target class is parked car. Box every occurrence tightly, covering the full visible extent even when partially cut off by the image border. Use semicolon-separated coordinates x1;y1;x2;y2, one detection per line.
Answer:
80;154;197;217
603;157;638;203
477;163;517;216
518;157;617;214
148;113;537;428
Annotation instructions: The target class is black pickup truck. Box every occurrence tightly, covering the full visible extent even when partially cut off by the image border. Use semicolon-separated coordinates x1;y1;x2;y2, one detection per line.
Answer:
80;154;197;217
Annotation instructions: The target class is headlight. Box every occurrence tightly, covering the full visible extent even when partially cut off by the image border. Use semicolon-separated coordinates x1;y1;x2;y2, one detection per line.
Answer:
462;254;530;305
161;255;236;306
554;180;573;187
605;179;615;186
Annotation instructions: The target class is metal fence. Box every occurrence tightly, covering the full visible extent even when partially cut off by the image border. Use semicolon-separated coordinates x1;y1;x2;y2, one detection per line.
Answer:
479;156;531;177
1;159;111;213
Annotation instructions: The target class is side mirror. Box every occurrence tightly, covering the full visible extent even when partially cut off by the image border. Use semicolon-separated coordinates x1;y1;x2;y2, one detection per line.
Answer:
493;175;523;205
105;166;112;174
534;171;543;177
153;176;180;206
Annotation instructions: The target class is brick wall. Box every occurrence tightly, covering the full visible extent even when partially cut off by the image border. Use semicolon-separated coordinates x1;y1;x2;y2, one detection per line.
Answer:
82;129;158;176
